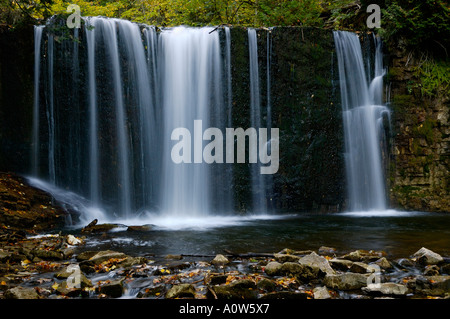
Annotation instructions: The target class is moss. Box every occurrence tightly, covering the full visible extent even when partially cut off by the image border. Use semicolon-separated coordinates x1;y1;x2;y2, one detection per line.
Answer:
414;59;450;98
412;118;436;145
391;94;414;113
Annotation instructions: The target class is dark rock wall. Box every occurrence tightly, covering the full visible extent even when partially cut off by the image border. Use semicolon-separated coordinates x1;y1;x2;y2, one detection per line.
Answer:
0;24;34;174
229;27;344;212
5;21;446;214
387;45;449;213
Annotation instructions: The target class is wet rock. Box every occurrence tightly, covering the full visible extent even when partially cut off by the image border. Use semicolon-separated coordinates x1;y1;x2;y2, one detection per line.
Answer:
274;253;301;263
324;273;368;290
412;247;444;266
84;250;128;265
4;286;39;299
313;286;332;299
342;250;386;263
32;249;64;261
127;225;153;232
97;279;124;298
280;262;324;282
210;274;228;285
81;223;120;233
362;283;409;296
54;265;92;289
257;278;277;292
0;250;11;262
260;291;308;299
395;258;415;269
329;258;353;271
76;251;98;261
211;254;229;266
137;285;165;298
67;234;82;245
441;264;450;275
167;261;191;272
209;279;257;299
264;261;282;276
318;246;337;256
373;257;393;270
424;265;440;276
415;276;450;296
55;280;89;297
349;262;370;274
166;283;196;299
298;252;335;275
120;256;148;268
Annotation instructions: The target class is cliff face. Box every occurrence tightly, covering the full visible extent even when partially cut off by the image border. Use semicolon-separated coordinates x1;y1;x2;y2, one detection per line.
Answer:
387;42;450;212
0;24;34;174
0;21;447;213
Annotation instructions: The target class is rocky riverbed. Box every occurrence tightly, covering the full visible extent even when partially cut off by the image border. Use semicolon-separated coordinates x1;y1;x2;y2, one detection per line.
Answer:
0;226;449;299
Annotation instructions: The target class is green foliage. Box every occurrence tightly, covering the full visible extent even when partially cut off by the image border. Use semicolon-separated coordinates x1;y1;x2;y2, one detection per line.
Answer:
257;0;323;26
380;0;450;57
414;59;450;98
0;0;55;25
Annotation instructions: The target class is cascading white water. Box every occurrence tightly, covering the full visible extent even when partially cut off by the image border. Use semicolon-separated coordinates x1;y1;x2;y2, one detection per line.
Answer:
333;31;390;211
248;28;267;213
32;25;44;176
33;18;286;223
159;27;222;216
85;18;99;206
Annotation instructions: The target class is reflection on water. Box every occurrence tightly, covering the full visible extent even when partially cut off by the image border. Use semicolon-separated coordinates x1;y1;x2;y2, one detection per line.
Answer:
68;212;450;259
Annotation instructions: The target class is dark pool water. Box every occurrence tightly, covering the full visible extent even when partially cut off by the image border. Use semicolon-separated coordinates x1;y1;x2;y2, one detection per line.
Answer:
66;211;450;259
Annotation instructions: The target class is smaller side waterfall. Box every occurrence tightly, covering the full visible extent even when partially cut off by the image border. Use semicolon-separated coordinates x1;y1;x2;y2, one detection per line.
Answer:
248;28;267;213
333;31;390;212
32;26;44;176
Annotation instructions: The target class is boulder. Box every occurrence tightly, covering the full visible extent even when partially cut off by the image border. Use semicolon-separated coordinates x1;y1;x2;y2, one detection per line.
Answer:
209;274;228;285
264;261;283;276
166;283;196;299
298;252;335;275
4;286;40;299
362;283;408;296
67;234;82;245
415;275;450;296
81;223;120;233
274;253;301;263
423;265;440;276
329;258;353;271
349;262;370;274
324;273;368;290
256;278;277;292
54;266;92;288
373;257;393;270
412;247;444;265
342;250;386;263
211;254;229;266
209;279;257;299
126;224;153;232
84;250;128;265
318;246;337;256
32;249;64;261
313;286;332;299
280;262;324;282
97;279;124;298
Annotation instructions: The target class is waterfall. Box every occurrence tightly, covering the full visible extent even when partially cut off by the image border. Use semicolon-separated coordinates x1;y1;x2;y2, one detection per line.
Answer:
32;26;44;176
159;26;231;216
86;18;99;206
333;31;390;211
34;18;289;221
